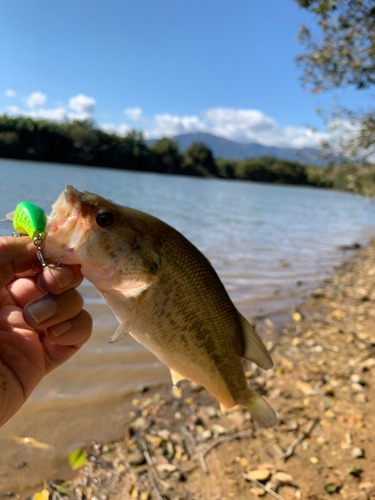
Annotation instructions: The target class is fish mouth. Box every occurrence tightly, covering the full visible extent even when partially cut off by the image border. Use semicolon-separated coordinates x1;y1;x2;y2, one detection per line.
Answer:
45;185;84;257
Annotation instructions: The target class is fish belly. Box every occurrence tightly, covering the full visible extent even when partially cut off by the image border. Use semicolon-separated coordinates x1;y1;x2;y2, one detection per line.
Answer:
130;284;252;410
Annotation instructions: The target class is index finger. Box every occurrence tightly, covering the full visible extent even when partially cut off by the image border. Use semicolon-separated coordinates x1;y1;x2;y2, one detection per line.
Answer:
0;236;39;289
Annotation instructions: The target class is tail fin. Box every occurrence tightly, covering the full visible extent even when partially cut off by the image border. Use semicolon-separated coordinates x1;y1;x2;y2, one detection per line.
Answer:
244;392;277;428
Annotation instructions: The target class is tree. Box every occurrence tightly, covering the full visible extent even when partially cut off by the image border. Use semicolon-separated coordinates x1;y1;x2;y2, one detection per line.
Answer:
295;0;375;162
182;142;218;177
149;137;182;173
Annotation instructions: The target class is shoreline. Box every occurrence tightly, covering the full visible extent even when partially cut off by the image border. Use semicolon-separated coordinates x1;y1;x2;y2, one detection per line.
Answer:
11;239;375;499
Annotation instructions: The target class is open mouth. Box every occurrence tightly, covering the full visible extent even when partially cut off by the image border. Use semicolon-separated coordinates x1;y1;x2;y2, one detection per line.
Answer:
45;185;82;252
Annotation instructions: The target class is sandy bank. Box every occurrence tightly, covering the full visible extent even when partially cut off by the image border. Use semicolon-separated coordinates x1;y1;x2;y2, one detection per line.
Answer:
15;240;375;500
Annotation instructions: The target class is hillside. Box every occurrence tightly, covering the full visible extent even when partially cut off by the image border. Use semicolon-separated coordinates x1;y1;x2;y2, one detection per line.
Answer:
147;132;325;166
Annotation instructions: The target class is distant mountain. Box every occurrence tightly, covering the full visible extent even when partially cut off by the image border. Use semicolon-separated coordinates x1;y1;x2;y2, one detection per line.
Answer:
147;132;326;166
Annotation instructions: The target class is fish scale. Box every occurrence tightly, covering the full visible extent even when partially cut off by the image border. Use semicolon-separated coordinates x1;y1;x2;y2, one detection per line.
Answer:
45;185;277;427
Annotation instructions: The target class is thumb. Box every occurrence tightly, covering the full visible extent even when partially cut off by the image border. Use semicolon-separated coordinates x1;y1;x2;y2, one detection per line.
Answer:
0;236;39;289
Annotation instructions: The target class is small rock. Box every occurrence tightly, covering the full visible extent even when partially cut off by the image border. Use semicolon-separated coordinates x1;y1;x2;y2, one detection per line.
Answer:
359;481;375;493
355;392;368;403
157;430;170;440
156;463;178;473
272;471;294;485
211;424;227;436
351;447;364;458
130;417;147;430
286;420;299;432
358;358;375;370
247;469;271;482
350;374;365;385
140;493;150;500
310;457;319;464
250;487;266;497
324;409;335;419
293;312;302;322
199;430;212;441
204;406;218;418
311;288;325;298
322;385;335;396
351;383;365;392
127;450;146;466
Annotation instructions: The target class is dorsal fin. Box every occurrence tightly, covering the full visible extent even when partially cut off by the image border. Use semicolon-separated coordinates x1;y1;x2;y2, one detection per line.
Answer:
238;312;273;369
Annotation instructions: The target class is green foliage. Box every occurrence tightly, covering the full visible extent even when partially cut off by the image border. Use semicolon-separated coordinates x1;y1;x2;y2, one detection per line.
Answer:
182;142;219;177
3;114;374;194
149;137;182;173
295;0;375;168
215;158;237;179
68;448;87;470
347;467;362;477
306;165;334;187
295;0;375;92
325;483;340;493
232;157;310;185
328;162;375;195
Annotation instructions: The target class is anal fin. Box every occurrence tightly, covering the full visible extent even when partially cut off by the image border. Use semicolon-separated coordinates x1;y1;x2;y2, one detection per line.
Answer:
170;369;186;386
244;392;277;428
238;312;273;369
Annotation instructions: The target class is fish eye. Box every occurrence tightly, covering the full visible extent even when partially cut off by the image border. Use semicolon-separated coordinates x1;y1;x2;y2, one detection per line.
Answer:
96;210;114;228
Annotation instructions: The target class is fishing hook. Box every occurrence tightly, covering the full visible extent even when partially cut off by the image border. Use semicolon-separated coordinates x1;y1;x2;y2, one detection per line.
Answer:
31;232;61;276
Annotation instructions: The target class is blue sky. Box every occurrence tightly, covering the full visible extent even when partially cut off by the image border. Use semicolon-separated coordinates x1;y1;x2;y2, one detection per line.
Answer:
1;0;372;148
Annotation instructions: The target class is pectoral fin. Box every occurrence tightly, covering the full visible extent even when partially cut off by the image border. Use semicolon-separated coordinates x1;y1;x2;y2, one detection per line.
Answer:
108;297;139;343
170;369;186;386
238;312;273;369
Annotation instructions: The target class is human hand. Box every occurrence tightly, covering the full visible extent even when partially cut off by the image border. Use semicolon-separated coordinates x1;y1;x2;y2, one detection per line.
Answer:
0;236;92;427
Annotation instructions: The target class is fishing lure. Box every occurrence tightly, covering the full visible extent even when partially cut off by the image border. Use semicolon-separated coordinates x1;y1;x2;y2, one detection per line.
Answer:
11;201;60;273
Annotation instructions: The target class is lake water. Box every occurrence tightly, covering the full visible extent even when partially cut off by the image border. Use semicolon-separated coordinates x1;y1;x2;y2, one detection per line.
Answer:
1;158;375;492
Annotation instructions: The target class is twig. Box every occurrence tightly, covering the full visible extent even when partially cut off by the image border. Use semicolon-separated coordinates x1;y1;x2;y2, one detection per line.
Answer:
140;440;171;498
314;382;331;410
242;473;286;500
316;422;351;460
281;418;318;461
199;429;254;474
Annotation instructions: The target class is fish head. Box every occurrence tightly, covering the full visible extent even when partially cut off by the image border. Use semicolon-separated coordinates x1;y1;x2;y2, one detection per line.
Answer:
45;185;140;287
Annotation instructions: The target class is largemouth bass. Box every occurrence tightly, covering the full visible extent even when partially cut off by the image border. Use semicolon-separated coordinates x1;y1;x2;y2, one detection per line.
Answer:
45;185;277;427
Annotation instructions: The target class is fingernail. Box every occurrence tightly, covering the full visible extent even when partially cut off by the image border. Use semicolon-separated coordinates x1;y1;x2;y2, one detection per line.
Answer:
49;267;74;289
51;321;72;337
28;299;57;324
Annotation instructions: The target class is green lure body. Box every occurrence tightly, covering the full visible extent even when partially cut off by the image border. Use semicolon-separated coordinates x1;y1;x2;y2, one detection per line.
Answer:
13;202;47;241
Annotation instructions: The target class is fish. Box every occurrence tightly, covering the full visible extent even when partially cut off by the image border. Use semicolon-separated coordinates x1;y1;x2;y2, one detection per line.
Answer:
44;185;277;428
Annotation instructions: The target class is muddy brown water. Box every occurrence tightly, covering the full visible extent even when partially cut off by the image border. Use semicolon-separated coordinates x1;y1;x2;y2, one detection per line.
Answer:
1;158;375;493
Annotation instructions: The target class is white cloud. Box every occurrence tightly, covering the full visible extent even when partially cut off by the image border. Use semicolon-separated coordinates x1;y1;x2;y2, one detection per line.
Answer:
2;93;329;149
146;113;206;139
100;123;132;136
26;91;47;109
201;108;328;148
5;89;16;97
124;107;144;123
69;94;96;115
6;104;91;123
138;108;328;148
94;108;327;148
